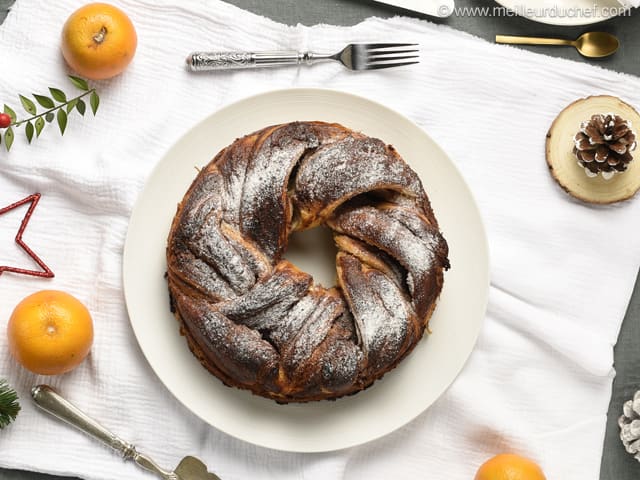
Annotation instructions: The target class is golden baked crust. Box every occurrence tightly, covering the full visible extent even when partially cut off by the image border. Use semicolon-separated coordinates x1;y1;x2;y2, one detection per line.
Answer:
166;121;449;403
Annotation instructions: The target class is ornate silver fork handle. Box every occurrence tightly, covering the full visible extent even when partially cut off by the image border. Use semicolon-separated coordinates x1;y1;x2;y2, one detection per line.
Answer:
187;44;419;72
31;385;178;480
187;51;334;71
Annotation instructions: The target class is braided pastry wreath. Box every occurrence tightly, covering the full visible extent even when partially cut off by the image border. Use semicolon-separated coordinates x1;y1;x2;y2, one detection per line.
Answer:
167;121;450;403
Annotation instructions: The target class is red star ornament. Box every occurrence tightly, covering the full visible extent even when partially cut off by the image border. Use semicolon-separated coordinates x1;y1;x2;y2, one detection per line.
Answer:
0;193;54;278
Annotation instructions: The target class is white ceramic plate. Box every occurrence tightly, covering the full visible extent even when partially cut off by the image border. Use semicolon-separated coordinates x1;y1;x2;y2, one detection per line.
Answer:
492;0;624;26
123;88;489;453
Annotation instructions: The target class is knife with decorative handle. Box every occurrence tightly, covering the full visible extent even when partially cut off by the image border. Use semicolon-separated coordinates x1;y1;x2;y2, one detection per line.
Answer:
31;385;220;480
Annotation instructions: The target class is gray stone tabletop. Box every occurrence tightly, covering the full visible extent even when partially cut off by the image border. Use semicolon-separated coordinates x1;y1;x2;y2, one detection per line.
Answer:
1;0;639;479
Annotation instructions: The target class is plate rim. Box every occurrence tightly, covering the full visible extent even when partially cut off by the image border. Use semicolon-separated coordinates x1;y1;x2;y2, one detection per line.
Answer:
123;87;490;452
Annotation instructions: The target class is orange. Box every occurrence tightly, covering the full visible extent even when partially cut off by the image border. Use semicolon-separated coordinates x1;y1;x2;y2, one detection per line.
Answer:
61;3;137;80
475;453;546;480
7;290;94;375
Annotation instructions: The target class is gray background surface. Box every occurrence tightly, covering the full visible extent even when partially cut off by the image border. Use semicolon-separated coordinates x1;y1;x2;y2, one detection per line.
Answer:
1;0;639;479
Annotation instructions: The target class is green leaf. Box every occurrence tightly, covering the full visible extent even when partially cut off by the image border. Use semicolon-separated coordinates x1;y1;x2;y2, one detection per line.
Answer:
4;127;14;151
57;109;67;135
49;88;67;103
67;98;78;113
68;75;89;91
0;380;20;429
25;121;34;143
76;99;86;116
35;117;45;137
45;112;55;123
90;91;99;115
33;94;54;109
4;104;17;122
19;95;37;115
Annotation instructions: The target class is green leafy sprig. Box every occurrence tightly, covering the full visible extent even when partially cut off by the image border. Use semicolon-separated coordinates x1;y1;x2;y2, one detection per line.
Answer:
0;379;20;429
1;75;100;152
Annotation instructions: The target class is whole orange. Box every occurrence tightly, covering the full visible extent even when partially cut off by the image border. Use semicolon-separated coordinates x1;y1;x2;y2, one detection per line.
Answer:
475;453;546;480
7;290;94;375
61;3;137;80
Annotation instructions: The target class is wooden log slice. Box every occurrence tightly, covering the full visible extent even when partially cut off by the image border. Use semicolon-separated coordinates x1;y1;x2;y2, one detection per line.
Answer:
546;95;640;204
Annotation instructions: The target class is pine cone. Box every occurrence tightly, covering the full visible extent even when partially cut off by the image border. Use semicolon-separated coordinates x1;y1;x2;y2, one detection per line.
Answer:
573;113;637;179
619;390;640;462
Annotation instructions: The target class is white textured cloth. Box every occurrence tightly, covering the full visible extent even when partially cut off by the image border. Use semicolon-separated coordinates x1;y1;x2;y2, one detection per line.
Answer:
1;1;639;479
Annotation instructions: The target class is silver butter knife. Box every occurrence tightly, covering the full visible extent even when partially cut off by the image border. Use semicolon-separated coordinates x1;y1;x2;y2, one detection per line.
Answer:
371;0;455;17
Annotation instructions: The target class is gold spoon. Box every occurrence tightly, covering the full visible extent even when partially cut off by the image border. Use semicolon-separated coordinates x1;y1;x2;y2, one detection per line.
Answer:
496;32;619;58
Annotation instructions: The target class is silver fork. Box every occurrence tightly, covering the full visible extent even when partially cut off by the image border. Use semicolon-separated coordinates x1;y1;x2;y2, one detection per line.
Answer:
186;43;419;72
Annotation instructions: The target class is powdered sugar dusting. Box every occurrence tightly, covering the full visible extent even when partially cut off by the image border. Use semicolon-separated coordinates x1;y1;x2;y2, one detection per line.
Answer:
294;135;423;221
331;205;439;289
175;295;277;385
319;338;363;388
170;247;236;301
239;124;320;258
338;254;410;370
199;310;278;384
217;263;311;322
269;292;321;349
219;147;250;226
190;213;255;294
285;293;343;373
167;121;448;401
180;171;225;238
